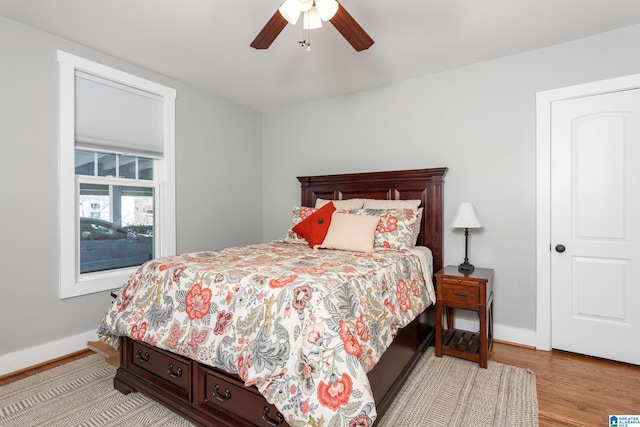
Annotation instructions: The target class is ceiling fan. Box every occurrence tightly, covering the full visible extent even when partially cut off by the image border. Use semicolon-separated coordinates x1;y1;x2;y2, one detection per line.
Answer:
250;0;374;51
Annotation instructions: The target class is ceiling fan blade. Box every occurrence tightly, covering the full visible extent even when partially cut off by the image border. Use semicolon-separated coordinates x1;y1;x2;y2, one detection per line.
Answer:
251;10;288;49
329;3;374;51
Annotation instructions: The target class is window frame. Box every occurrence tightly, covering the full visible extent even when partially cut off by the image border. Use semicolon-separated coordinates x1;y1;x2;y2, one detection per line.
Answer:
58;51;176;299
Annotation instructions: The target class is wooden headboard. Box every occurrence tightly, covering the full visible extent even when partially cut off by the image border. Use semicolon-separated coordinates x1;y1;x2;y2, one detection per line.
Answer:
297;168;448;274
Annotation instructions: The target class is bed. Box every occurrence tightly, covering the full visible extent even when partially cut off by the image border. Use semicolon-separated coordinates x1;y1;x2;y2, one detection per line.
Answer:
98;167;447;427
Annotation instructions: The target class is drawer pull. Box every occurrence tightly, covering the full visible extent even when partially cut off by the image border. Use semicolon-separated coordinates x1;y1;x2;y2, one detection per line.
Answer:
135;349;150;362
166;363;183;379
453;291;468;297
261;406;284;427
212;384;231;402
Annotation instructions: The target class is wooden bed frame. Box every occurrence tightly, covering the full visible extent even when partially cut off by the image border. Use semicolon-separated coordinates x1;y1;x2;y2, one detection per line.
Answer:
113;167;447;427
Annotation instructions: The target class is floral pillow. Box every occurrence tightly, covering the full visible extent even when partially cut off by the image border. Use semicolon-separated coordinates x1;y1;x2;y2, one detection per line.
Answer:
352;208;420;250
285;206;319;244
411;207;424;246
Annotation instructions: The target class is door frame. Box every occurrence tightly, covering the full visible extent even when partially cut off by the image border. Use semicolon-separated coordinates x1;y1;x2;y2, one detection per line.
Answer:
536;73;640;350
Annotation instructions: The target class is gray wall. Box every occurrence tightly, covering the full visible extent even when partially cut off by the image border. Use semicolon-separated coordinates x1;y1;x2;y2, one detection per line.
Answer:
261;23;640;342
0;16;262;357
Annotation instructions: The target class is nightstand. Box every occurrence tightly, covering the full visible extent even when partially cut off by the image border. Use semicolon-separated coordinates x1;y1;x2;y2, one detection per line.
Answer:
435;265;494;368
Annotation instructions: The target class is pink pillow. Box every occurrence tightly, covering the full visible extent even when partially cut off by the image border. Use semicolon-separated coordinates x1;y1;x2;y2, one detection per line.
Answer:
292;202;336;248
320;213;380;252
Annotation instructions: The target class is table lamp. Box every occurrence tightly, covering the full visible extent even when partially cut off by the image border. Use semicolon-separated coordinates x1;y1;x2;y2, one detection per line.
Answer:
450;202;483;273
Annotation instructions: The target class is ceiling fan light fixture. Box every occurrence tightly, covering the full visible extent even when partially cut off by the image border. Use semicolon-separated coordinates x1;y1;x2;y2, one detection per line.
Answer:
295;0;314;12
303;6;323;29
315;0;339;21
279;1;301;24
251;0;373;51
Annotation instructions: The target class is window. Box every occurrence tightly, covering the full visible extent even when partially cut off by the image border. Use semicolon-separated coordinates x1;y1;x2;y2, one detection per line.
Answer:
76;152;156;274
58;51;176;299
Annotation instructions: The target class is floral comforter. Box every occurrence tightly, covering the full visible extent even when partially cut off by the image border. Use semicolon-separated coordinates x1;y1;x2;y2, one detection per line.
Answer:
97;241;434;427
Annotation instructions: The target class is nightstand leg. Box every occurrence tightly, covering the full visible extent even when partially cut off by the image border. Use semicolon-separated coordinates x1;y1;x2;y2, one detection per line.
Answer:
435;298;443;357
479;304;487;368
446;307;455;330
488;300;494;352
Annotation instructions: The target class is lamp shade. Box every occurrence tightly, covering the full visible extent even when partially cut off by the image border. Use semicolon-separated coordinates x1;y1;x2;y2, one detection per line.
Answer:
450;202;483;229
279;0;301;24
315;0;339;21
294;0;314;11
303;6;323;29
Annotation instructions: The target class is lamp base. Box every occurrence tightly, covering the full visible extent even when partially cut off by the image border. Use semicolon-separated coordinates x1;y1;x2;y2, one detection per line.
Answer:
458;262;475;273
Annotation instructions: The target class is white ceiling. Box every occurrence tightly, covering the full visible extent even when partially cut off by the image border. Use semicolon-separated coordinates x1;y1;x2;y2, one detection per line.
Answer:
2;0;640;112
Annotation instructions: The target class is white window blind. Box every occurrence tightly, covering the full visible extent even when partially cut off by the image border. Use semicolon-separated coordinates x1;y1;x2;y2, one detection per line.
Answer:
75;70;164;158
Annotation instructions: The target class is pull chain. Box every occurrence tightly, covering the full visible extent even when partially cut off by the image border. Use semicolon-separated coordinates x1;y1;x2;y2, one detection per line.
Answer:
298;11;311;51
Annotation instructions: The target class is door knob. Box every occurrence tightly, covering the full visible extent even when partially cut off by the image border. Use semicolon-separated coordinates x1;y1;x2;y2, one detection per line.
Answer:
555;244;566;253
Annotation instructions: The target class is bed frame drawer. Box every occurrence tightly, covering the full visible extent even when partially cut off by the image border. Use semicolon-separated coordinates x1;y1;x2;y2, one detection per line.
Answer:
197;365;289;427
127;340;191;401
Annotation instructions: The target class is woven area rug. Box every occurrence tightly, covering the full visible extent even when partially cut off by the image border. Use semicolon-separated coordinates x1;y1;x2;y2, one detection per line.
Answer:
0;347;538;427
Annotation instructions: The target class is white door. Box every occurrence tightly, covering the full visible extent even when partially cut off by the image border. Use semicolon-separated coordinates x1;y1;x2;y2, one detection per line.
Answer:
551;88;640;365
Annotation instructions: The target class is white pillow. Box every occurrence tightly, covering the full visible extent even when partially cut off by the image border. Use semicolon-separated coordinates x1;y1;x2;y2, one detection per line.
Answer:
363;199;421;210
319;213;379;253
315;198;365;210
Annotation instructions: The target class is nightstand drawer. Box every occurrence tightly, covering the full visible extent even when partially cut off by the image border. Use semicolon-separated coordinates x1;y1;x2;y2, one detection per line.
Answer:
442;276;480;287
441;283;480;303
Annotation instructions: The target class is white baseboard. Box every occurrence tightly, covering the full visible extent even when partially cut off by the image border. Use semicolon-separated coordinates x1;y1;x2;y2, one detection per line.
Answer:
0;329;98;377
453;317;537;348
493;323;537;348
0;320;540;378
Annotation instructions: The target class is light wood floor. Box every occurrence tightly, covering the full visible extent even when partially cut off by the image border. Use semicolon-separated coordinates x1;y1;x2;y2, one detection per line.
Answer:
2;342;639;426
0;349;93;387
490;341;640;426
